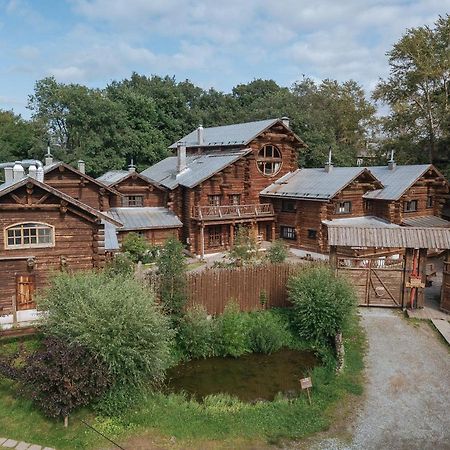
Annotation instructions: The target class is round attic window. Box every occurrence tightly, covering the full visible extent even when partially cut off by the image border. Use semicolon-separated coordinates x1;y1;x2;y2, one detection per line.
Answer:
256;144;282;176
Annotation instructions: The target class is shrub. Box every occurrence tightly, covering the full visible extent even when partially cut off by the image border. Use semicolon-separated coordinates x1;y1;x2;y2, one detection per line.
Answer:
177;305;218;359
39;271;174;389
104;253;134;277
121;232;151;263
266;240;288;263
21;337;112;424
216;302;250;357
288;265;357;344
157;237;187;315
229;226;260;266
247;311;289;354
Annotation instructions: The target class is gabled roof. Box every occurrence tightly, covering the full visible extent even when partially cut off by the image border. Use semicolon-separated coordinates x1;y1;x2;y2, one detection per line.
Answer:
141;148;251;190
96;170;166;190
363;164;435;201
44;161;119;195
0;177;121;226
260;167;381;200
106;207;182;231
169;118;305;148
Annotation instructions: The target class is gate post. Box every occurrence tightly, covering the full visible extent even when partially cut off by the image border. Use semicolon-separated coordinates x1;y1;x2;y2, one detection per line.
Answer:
329;245;337;273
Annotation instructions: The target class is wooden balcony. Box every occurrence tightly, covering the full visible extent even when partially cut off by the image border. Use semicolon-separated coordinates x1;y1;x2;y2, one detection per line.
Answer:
192;203;275;221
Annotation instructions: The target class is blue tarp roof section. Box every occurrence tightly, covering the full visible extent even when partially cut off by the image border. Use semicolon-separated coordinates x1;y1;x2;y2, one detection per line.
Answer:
141;149;251;189
106;207;182;231
97;170;129;185
169;118;278;148
363;165;432;200
260;167;369;200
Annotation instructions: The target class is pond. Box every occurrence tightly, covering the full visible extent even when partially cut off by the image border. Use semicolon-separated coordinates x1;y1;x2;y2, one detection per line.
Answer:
166;349;318;402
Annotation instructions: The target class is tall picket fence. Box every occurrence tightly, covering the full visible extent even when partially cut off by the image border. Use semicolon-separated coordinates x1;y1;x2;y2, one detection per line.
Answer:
144;262;305;315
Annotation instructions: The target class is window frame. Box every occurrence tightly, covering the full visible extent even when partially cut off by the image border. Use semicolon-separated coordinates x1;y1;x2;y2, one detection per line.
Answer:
208;225;222;247
404;199;418;212
208;195;222;207
280;225;296;240
426;196;433;209
307;229;317;240
336;201;352;215
281;199;296;212
122;195;144;207
5;222;55;250
229;194;241;206
256;144;283;177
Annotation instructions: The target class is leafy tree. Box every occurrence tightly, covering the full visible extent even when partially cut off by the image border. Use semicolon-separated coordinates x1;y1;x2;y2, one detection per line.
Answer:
374;15;450;165
39;271;174;389
229;226;260;266
288;265;357;345
121;232;153;263
157;237;187;315
266;239;288;263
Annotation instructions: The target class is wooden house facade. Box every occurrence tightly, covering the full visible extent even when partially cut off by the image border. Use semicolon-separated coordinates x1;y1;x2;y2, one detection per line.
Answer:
0;177;117;318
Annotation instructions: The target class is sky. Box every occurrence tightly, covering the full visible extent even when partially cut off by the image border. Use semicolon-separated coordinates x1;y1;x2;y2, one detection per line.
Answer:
1;0;449;118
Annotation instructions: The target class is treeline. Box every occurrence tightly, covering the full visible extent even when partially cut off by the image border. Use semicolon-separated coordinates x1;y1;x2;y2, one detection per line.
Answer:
1;15;448;178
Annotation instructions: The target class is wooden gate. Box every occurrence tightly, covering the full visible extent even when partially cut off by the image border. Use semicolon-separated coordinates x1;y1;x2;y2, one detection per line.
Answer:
441;260;450;313
15;275;36;310
336;255;405;307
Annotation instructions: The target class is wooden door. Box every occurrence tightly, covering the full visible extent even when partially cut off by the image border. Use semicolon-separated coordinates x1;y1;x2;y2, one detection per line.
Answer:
16;275;36;310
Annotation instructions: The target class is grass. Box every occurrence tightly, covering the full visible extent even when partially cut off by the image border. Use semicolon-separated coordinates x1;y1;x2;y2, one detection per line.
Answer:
0;319;365;449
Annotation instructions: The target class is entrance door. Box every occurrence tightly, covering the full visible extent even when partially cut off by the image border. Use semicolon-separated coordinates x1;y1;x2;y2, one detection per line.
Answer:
16;275;36;310
337;255;405;307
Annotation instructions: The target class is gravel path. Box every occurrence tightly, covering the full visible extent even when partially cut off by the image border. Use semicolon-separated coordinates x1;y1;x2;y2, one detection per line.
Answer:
314;308;450;450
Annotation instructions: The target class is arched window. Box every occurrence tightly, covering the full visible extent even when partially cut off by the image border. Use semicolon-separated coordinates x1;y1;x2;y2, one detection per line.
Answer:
256;145;282;176
5;222;54;249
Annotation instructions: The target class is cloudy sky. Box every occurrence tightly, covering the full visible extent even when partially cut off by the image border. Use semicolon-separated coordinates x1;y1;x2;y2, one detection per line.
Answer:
1;0;449;117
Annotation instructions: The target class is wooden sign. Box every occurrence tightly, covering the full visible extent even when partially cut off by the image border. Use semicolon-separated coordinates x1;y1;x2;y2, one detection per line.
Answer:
300;377;312;390
406;276;425;289
300;377;312;405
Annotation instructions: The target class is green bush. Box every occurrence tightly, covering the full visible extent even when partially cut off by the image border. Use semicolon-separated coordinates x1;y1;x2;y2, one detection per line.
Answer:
266;240;288;263
229;226;260;266
288;265;357;344
216;302;250;357
39;271;174;389
121;232;152;263
104;253;134;277
247;311;289;354
177;305;218;359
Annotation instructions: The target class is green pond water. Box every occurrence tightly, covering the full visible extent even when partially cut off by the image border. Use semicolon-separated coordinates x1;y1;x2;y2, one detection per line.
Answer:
166;348;318;402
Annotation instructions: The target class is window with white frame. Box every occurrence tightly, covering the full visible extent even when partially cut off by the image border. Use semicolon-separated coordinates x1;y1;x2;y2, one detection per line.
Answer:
6;223;54;249
404;200;418;212
208;195;222;206
336;201;352;214
122;195;144;207
426;196;433;208
280;226;296;240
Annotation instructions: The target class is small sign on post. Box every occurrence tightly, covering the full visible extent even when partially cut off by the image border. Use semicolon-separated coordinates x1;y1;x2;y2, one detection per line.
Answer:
300;376;313;405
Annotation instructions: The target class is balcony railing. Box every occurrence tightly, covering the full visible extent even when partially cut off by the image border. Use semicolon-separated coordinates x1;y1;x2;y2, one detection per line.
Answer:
192;203;274;221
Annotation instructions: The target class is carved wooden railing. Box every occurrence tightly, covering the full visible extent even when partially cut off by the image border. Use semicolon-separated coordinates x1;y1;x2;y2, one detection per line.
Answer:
192;203;274;220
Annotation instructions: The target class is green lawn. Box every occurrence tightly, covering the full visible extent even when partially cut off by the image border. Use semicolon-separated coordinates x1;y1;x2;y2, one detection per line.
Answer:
0;320;365;449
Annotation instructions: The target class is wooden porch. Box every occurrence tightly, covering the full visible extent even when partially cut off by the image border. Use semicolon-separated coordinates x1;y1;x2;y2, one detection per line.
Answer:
191;203;274;221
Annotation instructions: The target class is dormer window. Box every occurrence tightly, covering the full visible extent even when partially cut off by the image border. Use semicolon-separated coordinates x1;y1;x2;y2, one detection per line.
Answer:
6;223;54;249
336;201;352;214
257;145;282;176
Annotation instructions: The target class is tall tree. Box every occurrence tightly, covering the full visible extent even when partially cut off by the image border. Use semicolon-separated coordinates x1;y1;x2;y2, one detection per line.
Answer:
374;15;450;164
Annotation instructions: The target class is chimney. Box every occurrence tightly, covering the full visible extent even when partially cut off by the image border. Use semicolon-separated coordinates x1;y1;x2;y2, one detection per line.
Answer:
281;116;290;129
77;160;86;174
13;161;25;181
44;142;53;166
324;147;333;173
36;166;44;182
388;149;396;171
128;158;136;173
4;166;13;183
197;125;204;146
177;142;187;173
28;164;37;179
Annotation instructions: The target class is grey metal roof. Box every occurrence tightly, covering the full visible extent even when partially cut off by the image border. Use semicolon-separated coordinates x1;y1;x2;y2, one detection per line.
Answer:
402;215;450;228
363;165;432;200
328;226;450;249
141;149;251;189
322;216;400;228
97;170;129;185
103;220;120;251
106;207;182;231
260;167;373;200
170;118;279;148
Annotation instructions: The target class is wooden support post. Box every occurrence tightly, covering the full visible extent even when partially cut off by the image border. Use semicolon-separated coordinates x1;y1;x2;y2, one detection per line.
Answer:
329;245;338;272
200;224;205;260
229;223;234;248
417;248;427;308
271;221;276;242
12;294;17;326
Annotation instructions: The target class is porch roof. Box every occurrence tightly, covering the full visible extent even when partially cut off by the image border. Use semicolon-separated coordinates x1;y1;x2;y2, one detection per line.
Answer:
401;215;450;228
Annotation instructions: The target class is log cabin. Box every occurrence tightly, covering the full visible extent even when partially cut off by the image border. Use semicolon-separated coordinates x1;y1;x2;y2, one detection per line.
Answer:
141;118;306;256
0;173;120;327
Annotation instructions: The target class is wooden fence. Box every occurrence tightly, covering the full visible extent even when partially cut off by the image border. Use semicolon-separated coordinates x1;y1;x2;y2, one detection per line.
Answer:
143;262;305;315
